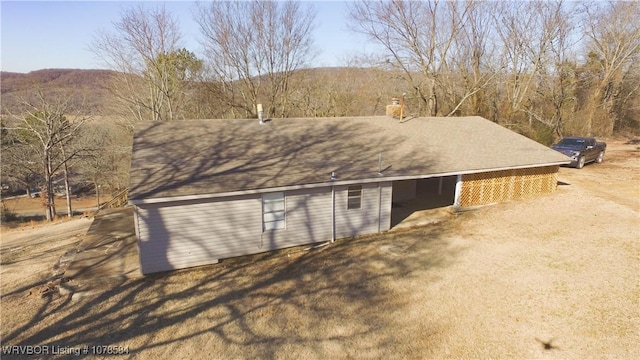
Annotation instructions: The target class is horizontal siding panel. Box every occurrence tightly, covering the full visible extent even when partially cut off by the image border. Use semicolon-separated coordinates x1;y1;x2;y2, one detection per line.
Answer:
138;219;257;234
142;249;255;267
139;238;267;254
379;182;392;231
158;258;218;270
138;220;256;235
138;228;255;244
139;204;258;226
135;183;391;274
166;244;261;260
137;200;258;224
137;187;336;273
334;183;382;238
139;211;257;227
275;187;333;245
137;194;262;273
142;241;266;270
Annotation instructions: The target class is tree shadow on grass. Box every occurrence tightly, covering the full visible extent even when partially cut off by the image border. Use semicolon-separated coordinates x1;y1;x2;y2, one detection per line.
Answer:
1;219;465;358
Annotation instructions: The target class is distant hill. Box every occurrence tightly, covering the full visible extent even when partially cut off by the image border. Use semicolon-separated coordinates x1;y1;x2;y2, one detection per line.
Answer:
0;69;117;114
1;68;115;92
0;67;407;118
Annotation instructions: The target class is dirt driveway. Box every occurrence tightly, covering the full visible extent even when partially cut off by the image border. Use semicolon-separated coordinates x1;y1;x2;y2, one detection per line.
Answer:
1;140;638;359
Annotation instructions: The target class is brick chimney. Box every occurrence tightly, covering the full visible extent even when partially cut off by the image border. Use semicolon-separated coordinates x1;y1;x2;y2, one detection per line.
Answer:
386;97;402;118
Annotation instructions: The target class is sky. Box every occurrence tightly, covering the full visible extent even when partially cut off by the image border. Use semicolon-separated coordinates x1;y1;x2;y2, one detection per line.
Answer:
0;0;372;73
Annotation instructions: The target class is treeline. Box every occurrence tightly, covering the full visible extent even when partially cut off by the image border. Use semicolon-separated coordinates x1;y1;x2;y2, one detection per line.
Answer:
347;0;640;142
1;0;639;220
1;69;114;116
93;0;639;142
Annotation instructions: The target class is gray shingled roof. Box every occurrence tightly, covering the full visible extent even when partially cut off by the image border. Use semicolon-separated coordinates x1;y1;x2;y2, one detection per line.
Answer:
129;116;570;201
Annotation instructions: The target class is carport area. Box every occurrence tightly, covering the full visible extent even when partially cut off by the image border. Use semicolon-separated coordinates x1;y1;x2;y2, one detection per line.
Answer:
391;176;457;229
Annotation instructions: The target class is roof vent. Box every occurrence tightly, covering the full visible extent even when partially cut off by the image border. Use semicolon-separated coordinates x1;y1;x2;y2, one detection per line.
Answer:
330;171;337;181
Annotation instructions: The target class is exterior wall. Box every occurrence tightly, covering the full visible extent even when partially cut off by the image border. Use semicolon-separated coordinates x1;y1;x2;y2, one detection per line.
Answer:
459;166;559;207
379;182;392;232
135;194;261;274
135;182;393;274
392;180;417;202
334;182;391;238
267;187;333;249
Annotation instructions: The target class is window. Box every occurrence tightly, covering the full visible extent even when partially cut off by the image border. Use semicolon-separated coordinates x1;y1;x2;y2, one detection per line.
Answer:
262;192;285;230
347;185;362;210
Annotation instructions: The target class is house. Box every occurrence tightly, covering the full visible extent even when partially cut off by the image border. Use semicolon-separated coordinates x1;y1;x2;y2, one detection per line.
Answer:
128;116;570;274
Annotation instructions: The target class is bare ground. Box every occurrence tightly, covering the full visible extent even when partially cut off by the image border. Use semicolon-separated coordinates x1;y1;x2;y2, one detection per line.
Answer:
2;196;104;215
0;140;638;359
1;195;113;227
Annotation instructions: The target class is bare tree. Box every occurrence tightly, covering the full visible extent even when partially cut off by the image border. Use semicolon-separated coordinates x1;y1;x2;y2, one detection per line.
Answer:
287;64;406;118
509;1;582;138
348;0;497;117
0;122;41;197
445;0;500;116
492;1;572;121
91;4;201;123
196;0;316;118
4;91;88;221
581;1;640;135
76;121;132;208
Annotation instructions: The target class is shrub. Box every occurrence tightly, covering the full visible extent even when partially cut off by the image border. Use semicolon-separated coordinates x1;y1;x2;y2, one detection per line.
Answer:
0;201;18;222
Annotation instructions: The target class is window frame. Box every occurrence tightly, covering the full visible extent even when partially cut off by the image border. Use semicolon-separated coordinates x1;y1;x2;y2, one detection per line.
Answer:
347;185;362;210
262;192;286;231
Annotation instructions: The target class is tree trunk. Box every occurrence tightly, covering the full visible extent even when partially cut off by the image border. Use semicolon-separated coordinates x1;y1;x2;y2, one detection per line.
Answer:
95;182;101;209
585;88;600;136
63;159;72;218
44;153;56;221
429;79;438;116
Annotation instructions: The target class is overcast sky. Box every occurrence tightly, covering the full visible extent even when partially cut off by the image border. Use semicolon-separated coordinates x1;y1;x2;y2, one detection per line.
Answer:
1;0;371;73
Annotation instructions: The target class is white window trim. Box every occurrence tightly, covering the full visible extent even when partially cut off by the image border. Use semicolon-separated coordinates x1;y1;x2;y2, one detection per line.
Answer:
347;185;362;210
262;192;286;231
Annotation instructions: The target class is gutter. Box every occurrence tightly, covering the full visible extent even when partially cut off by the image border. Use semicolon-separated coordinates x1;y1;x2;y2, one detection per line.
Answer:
128;161;569;205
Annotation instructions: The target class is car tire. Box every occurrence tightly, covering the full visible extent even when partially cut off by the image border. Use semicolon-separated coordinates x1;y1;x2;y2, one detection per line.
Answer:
596;151;604;163
576;156;585;169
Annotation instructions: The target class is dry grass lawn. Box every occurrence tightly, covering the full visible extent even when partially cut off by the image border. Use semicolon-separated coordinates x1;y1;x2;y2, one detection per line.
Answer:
1;141;638;359
2;195;109;218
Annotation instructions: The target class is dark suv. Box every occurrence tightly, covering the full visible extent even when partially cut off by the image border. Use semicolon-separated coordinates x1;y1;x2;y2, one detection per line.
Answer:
551;137;606;169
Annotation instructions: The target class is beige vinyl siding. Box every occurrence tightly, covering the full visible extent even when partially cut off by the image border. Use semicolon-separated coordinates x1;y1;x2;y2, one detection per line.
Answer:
334;183;385;238
136;187;337;274
379;182;392;231
135;195;261;274
269;187;333;248
135;183;394;274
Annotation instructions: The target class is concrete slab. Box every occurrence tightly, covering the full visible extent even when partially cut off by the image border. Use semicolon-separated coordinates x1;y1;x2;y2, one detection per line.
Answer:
390;177;457;228
61;208;141;296
390;206;455;231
